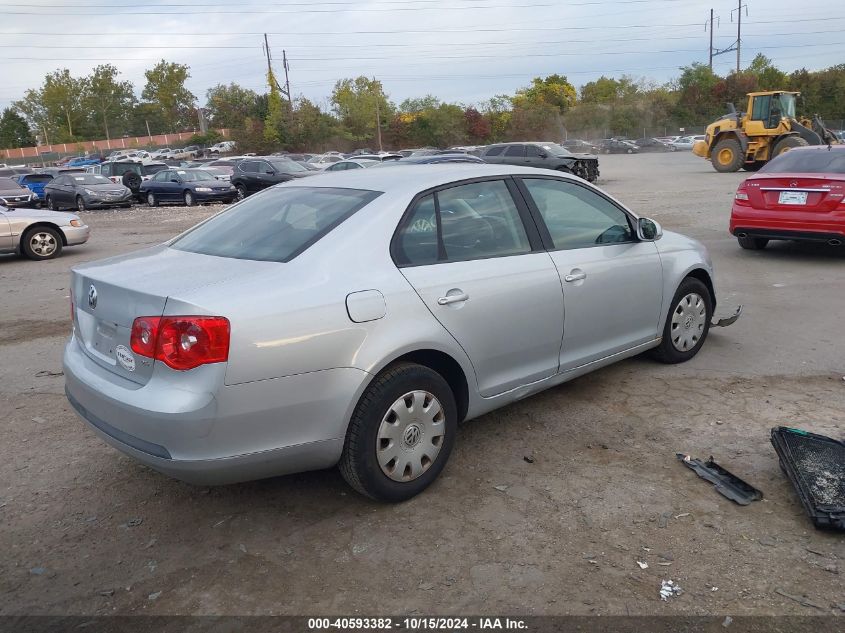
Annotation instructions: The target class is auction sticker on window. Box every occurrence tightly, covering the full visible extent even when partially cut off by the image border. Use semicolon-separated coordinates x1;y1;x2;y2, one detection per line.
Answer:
115;345;136;372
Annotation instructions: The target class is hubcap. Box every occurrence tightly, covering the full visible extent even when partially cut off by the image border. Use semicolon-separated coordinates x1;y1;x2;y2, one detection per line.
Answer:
185;193;193;205
670;292;706;352
718;148;733;165
30;232;57;257
377;390;446;482
148;193;155;205
237;187;245;200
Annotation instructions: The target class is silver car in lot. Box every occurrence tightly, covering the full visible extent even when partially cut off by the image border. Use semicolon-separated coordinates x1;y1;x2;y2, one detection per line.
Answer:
1;205;90;260
64;165;717;501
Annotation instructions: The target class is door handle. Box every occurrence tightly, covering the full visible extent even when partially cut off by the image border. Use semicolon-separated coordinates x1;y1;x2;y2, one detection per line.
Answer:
564;270;587;283
437;292;469;305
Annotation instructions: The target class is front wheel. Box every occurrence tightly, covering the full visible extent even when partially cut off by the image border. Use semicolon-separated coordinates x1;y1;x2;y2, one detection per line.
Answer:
22;226;63;260
650;277;713;364
235;184;247;200
339;362;457;502
45;196;56;210
147;192;158;207
76;196;86;212
184;190;195;207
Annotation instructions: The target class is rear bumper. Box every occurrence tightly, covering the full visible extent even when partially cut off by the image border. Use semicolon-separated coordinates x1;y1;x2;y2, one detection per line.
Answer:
63;333;368;484
730;204;845;240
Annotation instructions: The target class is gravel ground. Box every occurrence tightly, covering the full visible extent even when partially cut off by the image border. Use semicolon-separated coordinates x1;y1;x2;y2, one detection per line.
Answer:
1;153;844;616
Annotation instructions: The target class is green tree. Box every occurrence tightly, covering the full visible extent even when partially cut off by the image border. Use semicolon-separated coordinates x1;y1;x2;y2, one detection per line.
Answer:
674;63;721;122
141;60;196;132
746;54;788;91
263;69;288;146
84;64;136;140
205;83;262;129
14;69;88;142
399;95;440;113
0;108;34;148
331;76;392;142
513;74;577;113
580;75;639;104
291;97;337;150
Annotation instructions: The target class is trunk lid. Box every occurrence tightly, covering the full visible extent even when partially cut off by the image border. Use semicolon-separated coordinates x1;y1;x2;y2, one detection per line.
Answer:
70;245;265;385
746;174;845;212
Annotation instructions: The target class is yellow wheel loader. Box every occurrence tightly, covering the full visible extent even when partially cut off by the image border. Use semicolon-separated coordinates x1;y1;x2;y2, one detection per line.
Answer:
692;91;840;172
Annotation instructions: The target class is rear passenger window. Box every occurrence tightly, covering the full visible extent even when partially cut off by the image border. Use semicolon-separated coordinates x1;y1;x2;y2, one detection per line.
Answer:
393;180;532;266
526;145;543;157
394;195;439;266
504;145;524;157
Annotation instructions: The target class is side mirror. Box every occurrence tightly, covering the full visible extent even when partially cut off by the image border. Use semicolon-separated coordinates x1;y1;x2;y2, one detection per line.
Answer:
265;169;275;175
538;152;548;158
637;217;663;241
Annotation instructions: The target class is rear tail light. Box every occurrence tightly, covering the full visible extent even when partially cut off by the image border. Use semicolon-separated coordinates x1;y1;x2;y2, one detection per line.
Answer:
735;183;750;204
130;316;230;371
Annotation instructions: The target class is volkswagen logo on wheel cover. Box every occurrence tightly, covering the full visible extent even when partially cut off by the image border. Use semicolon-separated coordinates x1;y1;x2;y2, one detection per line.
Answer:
87;284;98;309
403;424;422;447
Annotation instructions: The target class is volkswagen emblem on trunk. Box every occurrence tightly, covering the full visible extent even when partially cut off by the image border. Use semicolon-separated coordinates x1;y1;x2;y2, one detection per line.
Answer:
87;285;98;309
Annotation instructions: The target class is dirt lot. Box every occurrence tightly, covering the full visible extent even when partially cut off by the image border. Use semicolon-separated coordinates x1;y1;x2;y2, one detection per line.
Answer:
1;153;844;616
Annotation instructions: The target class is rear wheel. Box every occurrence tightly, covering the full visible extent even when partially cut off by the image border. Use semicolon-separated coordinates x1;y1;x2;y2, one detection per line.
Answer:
76;196;86;212
235;183;247;200
45;195;56;210
737;235;769;250
22;226;62;260
650;277;713;364
339;362;457;502
711;138;744;172
772;135;809;157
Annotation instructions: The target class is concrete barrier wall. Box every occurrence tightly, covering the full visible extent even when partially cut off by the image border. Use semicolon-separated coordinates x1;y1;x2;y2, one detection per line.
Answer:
1;129;231;161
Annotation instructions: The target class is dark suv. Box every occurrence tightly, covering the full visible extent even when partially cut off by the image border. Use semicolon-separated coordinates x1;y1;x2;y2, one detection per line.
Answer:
230;157;312;199
481;142;599;182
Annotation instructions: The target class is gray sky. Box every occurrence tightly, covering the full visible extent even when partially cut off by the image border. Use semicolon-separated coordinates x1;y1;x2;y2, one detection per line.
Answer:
0;0;843;112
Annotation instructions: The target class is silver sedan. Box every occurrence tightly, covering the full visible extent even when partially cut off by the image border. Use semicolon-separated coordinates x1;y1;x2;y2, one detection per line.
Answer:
1;205;90;260
64;165;719;501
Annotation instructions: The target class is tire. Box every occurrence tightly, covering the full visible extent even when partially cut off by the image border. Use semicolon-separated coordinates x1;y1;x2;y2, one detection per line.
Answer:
147;192;158;207
339;362;458;502
772;135;809;158
183;190;195;207
711;138;744;173
741;161;765;172
235;183;247;200
45;195;56;211
626;148;633;154
122;171;142;192
76;196;86;212
22;226;63;261
737;235;769;250
650;277;713;364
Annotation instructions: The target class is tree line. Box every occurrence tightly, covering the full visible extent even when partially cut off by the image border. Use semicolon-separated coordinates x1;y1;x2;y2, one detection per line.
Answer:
2;54;844;152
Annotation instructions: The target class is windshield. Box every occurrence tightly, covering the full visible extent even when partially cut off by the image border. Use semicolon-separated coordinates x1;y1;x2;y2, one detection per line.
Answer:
0;177;22;188
142;164;168;175
761;148;845;174
174;170;216;182
72;174;112;185
171;187;381;262
540;143;568;154
777;94;797;118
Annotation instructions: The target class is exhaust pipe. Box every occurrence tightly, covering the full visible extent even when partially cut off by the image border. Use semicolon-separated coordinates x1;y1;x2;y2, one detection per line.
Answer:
736;232;748;238
828;239;842;246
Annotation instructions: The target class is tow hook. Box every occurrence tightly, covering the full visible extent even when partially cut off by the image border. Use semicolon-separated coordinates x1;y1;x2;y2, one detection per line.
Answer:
711;305;742;328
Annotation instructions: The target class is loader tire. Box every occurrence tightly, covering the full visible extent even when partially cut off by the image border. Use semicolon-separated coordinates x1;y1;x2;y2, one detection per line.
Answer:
711;138;744;173
772;135;808;157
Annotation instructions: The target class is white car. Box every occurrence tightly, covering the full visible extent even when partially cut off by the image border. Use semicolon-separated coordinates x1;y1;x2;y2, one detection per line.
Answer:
208;141;236;155
670;136;705;151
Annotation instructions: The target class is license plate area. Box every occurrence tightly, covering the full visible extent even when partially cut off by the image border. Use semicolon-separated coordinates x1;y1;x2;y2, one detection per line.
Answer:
778;191;808;205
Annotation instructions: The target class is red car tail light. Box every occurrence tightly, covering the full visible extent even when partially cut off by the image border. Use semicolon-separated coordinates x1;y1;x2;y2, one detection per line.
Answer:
734;183;750;205
130;316;229;371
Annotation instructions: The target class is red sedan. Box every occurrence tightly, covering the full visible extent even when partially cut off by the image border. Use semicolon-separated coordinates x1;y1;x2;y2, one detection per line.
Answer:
730;145;845;250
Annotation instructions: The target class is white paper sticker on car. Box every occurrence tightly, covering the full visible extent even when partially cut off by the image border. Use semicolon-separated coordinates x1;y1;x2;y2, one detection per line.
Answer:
115;345;136;372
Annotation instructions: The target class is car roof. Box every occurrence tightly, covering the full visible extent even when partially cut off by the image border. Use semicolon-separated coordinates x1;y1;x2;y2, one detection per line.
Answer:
281;163;578;196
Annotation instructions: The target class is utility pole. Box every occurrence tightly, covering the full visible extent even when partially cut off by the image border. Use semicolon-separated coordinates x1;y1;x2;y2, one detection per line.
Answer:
731;0;748;73
706;8;715;71
282;50;293;110
371;77;383;152
263;33;272;76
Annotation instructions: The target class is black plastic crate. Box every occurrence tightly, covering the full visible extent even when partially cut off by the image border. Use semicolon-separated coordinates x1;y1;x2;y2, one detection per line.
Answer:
771;426;845;531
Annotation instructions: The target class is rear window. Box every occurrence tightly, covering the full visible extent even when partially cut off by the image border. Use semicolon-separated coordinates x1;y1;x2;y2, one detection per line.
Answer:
761;148;845;174
24;175;53;183
171;187;381;263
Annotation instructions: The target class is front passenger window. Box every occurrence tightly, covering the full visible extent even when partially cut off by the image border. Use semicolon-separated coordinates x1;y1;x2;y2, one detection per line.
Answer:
522;178;633;249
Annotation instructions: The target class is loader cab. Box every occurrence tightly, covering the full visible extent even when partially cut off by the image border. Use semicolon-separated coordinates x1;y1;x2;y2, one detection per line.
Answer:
746;92;798;132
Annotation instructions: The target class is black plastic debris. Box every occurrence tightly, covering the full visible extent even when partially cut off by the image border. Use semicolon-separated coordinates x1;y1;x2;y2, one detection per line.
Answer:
771;426;845;531
676;453;763;505
711;304;743;328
